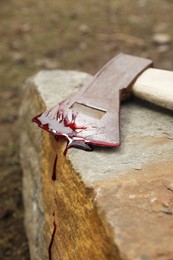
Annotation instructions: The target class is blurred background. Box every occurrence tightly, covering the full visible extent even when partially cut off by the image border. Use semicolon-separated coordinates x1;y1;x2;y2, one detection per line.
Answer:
0;0;173;259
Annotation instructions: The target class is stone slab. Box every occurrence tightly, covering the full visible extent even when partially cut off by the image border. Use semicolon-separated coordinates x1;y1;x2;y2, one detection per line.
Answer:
20;70;173;260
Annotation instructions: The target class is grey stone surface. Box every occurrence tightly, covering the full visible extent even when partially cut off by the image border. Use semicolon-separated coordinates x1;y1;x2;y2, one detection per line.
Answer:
31;70;173;185
30;70;92;107
70;101;173;184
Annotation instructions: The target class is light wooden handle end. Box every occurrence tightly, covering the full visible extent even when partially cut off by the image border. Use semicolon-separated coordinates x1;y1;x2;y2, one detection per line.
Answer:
132;68;173;111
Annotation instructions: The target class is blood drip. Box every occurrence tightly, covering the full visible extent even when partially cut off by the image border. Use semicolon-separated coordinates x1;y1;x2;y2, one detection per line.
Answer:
52;155;57;181
48;213;57;260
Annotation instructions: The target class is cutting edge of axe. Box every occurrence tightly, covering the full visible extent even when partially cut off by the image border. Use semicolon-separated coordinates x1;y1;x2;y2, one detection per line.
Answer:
33;53;173;152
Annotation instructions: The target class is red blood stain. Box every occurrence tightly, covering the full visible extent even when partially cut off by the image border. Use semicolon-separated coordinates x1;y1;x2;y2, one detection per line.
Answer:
52;155;57;181
48;213;57;260
32;107;93;155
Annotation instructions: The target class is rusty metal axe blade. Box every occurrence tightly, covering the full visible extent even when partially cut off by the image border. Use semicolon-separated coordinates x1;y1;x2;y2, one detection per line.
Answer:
32;53;153;152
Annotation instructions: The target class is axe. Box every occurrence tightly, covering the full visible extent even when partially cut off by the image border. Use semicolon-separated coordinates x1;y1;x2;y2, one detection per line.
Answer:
33;53;173;153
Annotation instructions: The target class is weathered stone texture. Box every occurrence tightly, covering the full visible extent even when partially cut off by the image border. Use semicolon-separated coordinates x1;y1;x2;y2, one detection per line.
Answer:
20;70;173;260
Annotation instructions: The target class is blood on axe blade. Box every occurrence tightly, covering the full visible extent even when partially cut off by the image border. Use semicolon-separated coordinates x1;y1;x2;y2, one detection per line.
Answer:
33;53;153;153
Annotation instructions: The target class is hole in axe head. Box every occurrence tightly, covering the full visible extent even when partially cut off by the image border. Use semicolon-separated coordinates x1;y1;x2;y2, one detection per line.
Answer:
70;102;106;119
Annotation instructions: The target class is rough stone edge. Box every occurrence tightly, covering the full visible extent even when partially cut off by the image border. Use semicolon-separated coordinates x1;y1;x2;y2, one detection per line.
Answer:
19;75;47;260
20;71;121;260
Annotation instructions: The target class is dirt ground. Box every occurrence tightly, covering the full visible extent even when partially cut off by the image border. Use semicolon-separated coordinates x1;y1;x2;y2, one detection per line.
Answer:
0;0;173;259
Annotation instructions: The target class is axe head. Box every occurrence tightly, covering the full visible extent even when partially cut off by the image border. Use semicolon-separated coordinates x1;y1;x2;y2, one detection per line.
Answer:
33;53;153;153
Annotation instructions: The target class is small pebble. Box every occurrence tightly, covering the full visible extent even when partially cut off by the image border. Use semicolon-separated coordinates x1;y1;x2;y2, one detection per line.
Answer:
150;197;157;203
79;24;90;34
22;23;31;32
157;45;170;53
129;194;136;199
11;52;25;63
134;165;142;170
79;42;88;50
152;33;172;45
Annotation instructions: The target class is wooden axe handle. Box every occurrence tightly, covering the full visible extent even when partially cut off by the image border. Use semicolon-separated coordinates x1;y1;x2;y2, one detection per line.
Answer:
132;68;173;111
